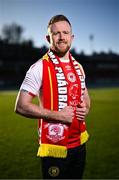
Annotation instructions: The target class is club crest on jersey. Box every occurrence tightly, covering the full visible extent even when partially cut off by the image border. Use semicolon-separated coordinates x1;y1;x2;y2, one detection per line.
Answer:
67;72;76;82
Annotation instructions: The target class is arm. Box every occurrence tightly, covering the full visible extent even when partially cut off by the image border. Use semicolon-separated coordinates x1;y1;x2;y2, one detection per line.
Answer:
83;87;91;115
14;90;74;123
76;87;91;121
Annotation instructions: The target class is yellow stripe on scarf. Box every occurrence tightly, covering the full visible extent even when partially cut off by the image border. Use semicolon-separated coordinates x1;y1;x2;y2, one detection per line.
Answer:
43;54;49;61
48;67;53;110
37;144;67;158
80;130;89;145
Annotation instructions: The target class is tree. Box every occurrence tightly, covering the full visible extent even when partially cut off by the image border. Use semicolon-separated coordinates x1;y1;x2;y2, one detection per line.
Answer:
2;23;23;44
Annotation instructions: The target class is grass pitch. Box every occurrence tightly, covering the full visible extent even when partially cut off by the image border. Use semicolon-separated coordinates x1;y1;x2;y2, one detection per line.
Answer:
0;88;119;179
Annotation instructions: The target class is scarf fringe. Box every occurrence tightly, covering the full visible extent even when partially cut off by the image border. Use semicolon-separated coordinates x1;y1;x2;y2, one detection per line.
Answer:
37;144;67;158
80;130;89;145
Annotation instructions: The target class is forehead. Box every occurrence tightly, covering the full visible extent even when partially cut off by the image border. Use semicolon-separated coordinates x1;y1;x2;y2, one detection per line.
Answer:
48;21;72;33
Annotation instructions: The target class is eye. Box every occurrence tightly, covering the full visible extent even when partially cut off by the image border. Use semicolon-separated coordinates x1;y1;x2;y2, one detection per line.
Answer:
63;31;70;34
52;32;59;35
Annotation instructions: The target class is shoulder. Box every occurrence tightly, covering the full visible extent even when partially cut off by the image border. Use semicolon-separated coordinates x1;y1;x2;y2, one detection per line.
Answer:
79;63;85;78
20;59;43;96
71;54;85;77
74;58;85;78
78;62;84;72
28;59;43;73
25;58;43;84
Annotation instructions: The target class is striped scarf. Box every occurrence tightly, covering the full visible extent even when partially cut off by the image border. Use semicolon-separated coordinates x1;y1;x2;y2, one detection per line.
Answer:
37;50;89;158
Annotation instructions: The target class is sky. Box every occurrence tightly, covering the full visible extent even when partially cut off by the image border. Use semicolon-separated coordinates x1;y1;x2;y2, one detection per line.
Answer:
0;0;119;55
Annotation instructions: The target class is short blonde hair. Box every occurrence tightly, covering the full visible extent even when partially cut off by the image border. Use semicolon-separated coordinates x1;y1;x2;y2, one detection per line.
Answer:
48;14;71;28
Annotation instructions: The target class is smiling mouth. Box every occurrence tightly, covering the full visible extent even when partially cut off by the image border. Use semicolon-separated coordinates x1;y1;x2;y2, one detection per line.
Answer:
57;42;67;46
58;41;66;44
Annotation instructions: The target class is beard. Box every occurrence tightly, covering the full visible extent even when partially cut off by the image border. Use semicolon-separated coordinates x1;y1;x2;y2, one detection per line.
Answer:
52;41;71;57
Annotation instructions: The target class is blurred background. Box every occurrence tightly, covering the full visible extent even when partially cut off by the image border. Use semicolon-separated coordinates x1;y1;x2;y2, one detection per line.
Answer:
0;0;119;89
0;0;119;179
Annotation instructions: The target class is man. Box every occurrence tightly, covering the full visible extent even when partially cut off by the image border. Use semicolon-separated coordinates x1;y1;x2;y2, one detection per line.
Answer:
15;14;91;179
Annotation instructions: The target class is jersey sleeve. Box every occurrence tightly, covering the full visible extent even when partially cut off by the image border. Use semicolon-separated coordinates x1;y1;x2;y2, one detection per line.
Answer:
20;59;43;96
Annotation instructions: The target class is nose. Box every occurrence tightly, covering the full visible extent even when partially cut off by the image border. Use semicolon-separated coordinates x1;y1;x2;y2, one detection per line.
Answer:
59;32;65;40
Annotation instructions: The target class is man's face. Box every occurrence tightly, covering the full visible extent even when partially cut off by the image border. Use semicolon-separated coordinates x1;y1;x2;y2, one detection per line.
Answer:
47;21;74;56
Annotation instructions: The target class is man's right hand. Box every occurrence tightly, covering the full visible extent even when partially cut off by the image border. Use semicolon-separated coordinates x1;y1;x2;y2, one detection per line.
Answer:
59;106;74;123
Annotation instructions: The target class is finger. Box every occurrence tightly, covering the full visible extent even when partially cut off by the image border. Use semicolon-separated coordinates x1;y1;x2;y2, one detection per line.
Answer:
76;111;86;116
76;113;85;120
76;116;85;121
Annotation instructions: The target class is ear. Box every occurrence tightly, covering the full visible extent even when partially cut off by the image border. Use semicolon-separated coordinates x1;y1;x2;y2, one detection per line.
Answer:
46;35;50;43
72;34;74;40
